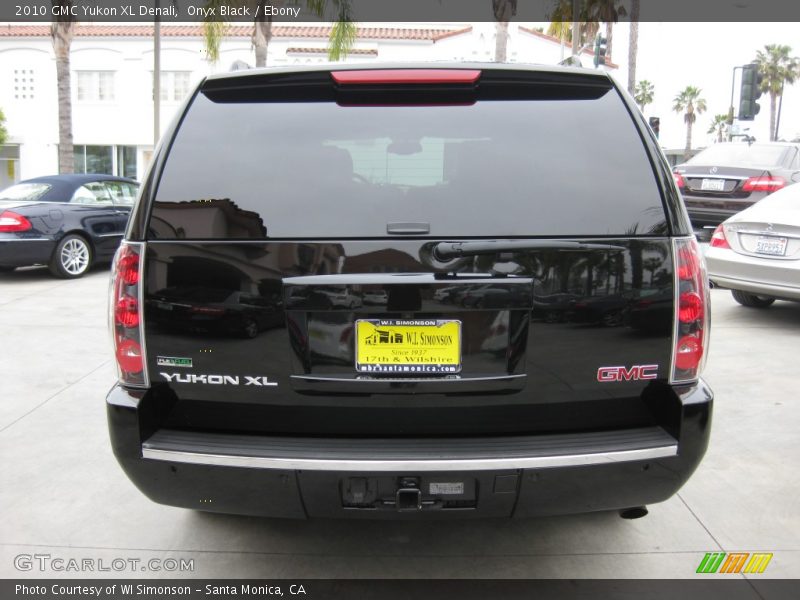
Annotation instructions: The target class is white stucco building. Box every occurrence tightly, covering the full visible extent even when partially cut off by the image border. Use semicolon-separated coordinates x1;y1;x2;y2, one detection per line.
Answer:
0;22;614;188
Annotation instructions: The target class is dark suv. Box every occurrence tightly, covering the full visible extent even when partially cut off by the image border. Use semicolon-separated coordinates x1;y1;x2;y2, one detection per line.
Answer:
107;64;712;519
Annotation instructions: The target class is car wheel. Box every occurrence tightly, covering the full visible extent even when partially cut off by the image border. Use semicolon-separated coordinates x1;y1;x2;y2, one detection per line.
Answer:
731;290;775;308
242;318;259;339
50;234;92;279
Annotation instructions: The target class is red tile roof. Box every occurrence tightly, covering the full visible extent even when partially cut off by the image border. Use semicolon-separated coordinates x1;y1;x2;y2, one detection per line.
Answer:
0;24;472;42
286;46;377;56
518;26;618;69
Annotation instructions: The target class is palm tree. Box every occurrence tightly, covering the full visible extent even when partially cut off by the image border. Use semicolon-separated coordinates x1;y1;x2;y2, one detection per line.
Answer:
673;86;707;161
493;0;517;63
0;107;7;145
547;1;598;47
627;0;640;94
51;0;75;174
203;1;356;67
633;80;654;112
707;114;729;143
754;44;799;141
587;0;626;61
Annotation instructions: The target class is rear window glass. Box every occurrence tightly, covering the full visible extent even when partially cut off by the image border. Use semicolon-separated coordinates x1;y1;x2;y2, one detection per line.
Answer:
151;81;666;239
0;182;51;202
686;144;788;168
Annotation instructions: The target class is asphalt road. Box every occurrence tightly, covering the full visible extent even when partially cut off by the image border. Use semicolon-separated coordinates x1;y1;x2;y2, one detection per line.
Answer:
0;265;798;580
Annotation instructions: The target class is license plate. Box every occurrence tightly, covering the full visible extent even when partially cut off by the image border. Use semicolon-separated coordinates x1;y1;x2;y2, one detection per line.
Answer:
355;319;461;374
754;236;788;256
700;178;725;191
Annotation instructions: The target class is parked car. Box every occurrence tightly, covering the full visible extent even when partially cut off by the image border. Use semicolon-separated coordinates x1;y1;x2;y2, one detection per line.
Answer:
107;64;712;519
0;174;138;278
705;181;800;308
673;141;800;241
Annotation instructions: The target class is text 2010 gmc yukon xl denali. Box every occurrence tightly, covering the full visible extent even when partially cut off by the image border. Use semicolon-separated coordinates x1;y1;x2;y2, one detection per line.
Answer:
106;64;713;519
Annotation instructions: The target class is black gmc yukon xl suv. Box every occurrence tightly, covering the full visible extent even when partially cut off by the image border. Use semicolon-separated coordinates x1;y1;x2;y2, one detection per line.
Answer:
107;64;713;519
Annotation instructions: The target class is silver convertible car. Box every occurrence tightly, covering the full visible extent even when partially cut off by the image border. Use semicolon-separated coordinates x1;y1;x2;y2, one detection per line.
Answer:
705;182;800;307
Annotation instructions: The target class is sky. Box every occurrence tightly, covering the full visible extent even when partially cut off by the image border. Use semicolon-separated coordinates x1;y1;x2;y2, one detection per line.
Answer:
594;22;800;150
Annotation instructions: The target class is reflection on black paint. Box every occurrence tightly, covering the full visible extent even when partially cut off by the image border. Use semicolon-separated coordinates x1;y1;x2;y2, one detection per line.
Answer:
149;198;267;239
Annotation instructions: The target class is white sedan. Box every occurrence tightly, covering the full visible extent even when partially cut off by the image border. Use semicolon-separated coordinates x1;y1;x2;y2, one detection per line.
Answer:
705;182;800;308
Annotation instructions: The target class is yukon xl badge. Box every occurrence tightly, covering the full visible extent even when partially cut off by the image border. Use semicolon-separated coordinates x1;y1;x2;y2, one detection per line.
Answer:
597;364;658;382
160;373;277;386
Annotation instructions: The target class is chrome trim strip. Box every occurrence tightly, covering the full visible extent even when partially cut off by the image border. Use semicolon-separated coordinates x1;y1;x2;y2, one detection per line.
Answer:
681;173;748;180
0;238;51;242
290;373;527;383
97;233;124;238
733;229;800;240
141;444;677;472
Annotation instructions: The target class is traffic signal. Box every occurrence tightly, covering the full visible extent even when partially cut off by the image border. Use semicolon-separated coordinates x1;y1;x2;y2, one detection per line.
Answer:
593;35;607;68
739;63;763;121
648;116;661;138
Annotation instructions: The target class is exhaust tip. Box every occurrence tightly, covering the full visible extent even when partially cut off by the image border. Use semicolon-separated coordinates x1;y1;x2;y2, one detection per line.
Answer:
619;506;649;519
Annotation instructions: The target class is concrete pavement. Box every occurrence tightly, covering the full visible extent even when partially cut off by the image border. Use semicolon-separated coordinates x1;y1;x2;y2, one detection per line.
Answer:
0;266;798;579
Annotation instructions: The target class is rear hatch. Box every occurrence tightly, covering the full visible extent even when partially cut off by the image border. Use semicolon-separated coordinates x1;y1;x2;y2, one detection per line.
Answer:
137;66;679;437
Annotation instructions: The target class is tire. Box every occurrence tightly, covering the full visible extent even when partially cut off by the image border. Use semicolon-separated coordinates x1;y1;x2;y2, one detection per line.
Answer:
242;318;259;339
49;234;92;279
0;266;16;273
731;290;775;308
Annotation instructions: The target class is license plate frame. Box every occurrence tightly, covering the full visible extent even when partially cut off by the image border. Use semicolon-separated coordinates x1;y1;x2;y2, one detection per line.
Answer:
700;178;725;192
355;319;462;374
754;235;788;256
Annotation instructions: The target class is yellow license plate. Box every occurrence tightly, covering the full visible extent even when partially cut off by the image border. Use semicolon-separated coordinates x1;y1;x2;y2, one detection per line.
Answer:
355;319;461;374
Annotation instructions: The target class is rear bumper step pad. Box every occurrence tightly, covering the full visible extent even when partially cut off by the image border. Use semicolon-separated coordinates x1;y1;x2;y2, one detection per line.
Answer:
142;427;677;472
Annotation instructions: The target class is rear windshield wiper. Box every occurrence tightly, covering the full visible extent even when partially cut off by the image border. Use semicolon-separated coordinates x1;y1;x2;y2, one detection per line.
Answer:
433;240;626;260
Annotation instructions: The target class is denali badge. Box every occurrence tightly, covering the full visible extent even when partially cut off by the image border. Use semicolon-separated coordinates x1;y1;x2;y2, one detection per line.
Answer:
159;373;278;386
597;365;658;382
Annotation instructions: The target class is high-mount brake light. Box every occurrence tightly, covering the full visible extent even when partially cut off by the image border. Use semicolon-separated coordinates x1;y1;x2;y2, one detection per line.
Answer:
710;225;731;249
671;238;710;383
0;210;32;233
331;69;481;85
742;176;786;193
109;242;148;386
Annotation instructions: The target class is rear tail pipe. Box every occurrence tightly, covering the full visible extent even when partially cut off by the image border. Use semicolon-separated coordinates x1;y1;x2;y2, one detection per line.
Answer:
619;506;649;519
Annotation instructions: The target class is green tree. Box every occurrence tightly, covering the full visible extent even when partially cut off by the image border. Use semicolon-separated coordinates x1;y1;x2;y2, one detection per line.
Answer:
754;44;799;141
633;79;654;112
51;0;75;174
203;1;356;67
707;114;729;143
0;107;7;146
493;0;517;63
673;86;707;161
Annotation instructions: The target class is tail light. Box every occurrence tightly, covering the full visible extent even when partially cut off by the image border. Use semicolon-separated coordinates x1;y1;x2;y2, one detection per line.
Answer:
710;225;731;249
672;172;686;189
0;210;32;233
742;176;786;193
109;242;148;387
671;238;710;383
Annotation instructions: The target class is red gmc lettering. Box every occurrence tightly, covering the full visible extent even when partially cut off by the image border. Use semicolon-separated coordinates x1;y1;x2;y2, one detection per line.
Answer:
597;365;658;382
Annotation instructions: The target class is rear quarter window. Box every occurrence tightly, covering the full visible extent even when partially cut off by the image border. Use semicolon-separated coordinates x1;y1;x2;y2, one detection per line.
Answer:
150;71;667;239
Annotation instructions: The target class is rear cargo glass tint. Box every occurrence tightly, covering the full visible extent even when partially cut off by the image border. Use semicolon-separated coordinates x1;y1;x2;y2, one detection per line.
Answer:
151;80;666;239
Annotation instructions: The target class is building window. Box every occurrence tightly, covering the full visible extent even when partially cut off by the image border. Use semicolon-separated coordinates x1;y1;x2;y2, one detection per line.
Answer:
13;69;35;100
76;71;115;102
156;71;192;102
74;145;137;178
